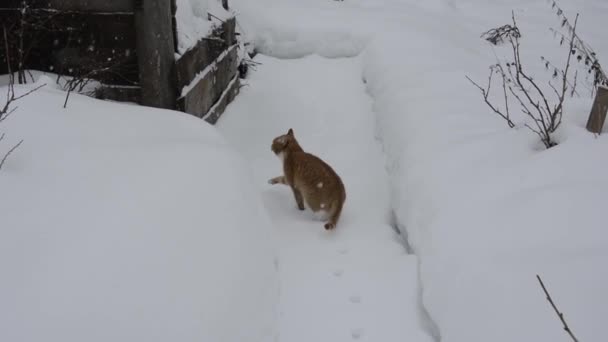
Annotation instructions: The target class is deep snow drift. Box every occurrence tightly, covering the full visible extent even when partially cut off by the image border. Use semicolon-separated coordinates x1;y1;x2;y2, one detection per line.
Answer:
0;77;277;342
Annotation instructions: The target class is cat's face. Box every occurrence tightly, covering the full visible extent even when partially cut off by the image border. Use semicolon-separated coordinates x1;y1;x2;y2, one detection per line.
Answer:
271;128;295;155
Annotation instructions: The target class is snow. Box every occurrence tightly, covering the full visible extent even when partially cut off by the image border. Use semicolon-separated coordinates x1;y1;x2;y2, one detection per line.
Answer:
0;76;278;342
230;0;369;58
360;2;608;341
2;0;608;341
217;54;432;342
174;0;232;55
229;0;608;341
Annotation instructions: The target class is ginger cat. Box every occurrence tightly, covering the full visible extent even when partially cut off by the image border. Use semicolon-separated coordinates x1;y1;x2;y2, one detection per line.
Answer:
268;128;346;230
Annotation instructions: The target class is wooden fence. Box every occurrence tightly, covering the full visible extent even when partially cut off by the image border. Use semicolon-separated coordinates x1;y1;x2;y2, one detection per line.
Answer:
586;86;608;134
0;0;240;124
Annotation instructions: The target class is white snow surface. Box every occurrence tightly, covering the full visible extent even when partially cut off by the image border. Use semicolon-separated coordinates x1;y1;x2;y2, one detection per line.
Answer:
2;0;608;341
229;0;608;341
0;76;277;342
218;54;432;342
174;0;232;54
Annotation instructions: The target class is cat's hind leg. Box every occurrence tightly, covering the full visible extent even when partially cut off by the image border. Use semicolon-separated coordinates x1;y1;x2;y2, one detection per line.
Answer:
291;186;305;211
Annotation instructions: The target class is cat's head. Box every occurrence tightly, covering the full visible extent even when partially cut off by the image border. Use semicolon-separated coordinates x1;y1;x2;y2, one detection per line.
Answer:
271;128;301;156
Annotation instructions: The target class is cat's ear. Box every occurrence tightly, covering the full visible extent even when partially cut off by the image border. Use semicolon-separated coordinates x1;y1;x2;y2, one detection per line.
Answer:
287;128;294;136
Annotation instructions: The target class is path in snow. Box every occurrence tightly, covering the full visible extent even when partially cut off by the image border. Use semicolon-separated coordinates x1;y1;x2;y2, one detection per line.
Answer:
218;55;432;342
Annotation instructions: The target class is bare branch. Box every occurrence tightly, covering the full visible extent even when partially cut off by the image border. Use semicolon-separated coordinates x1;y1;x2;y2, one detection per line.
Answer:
0;139;23;170
11;83;45;103
548;81;562;99
466;70;515;128
207;12;226;23
570;70;578;97
536;275;579;342
1;83;45;122
550;13;578;130
481;23;521;45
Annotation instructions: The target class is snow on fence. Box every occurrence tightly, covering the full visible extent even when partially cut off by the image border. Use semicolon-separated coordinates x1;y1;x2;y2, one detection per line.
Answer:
0;0;239;124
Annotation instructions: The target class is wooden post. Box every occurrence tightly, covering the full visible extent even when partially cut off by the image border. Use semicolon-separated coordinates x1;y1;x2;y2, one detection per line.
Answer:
586;86;608;134
134;0;176;109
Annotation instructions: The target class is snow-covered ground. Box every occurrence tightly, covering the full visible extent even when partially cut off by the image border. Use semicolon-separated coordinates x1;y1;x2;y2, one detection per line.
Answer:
2;0;607;341
0;77;277;342
230;0;608;341
217;55;432;342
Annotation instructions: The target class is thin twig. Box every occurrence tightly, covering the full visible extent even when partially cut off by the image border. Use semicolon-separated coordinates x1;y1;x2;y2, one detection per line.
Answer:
466;72;515;128
1;83;46;121
536;275;579;342
551;13;577;130
0;139;23;170
10;83;45;103
207;12;226;23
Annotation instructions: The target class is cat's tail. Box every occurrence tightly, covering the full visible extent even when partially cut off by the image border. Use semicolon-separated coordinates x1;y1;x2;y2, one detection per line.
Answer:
324;198;344;230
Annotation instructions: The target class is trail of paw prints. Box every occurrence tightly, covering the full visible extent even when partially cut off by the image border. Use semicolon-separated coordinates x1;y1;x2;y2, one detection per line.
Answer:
332;248;348;277
348;291;364;339
331;247;365;340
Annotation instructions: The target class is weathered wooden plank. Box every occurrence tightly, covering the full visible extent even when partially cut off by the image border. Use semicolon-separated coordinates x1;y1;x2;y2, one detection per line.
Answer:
50;47;138;84
32;11;135;49
1;0;134;12
177;45;238;117
586;86;608;134
1;0;44;9
46;0;135;12
175;17;236;91
0;10;135;49
134;0;176;109
175;38;225;91
0;9;136;81
204;75;240;124
95;85;141;103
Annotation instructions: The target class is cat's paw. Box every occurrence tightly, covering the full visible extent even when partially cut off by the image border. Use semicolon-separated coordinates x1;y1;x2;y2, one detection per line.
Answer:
324;222;335;230
297;204;305;211
268;178;276;185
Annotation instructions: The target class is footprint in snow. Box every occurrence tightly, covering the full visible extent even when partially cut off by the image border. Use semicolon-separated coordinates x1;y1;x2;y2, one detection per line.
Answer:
338;248;349;255
332;269;344;277
349;295;361;304
351;328;364;340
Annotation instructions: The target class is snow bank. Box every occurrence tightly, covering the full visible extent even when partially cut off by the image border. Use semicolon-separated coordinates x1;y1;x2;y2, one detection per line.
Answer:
229;0;370;58
175;0;232;54
361;2;608;342
229;0;608;341
0;76;278;342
